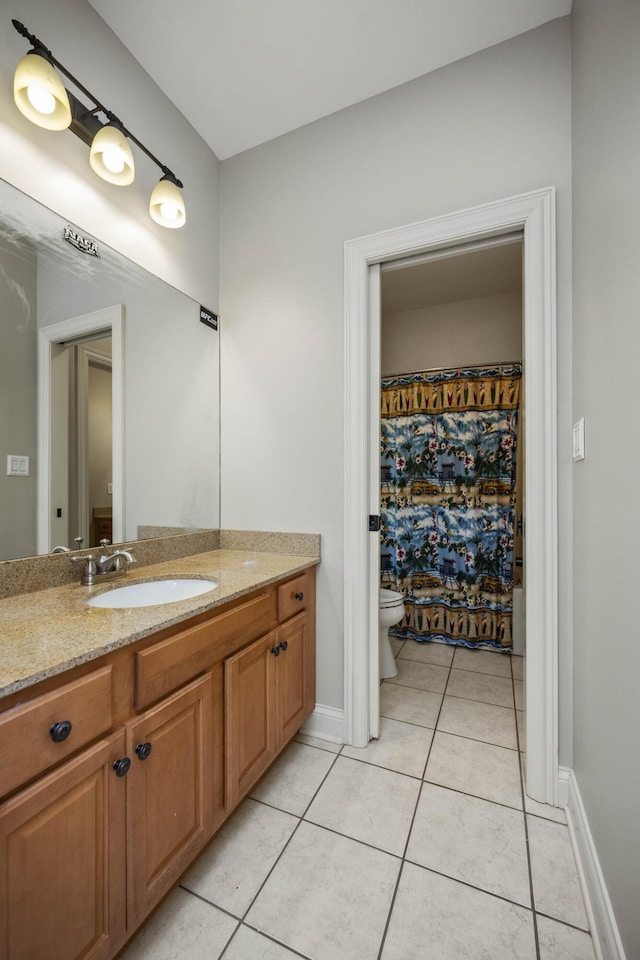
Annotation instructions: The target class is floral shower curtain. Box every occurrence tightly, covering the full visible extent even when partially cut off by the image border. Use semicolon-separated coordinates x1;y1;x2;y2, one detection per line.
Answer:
380;363;521;650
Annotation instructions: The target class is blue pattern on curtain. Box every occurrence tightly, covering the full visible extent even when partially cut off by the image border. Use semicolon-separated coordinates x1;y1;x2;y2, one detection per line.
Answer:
380;363;521;649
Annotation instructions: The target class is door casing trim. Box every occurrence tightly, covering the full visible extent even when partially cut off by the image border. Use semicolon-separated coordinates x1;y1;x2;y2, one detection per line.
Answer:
343;187;558;803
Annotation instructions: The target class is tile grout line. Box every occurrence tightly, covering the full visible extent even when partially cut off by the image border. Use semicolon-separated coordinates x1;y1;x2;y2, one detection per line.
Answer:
378;646;534;958
423;647;456;774
419;775;525;814
402;857;537;914
534;909;592;935
184;742;345;960
239;922;315;960
374;644;458;959
383;686;520;752
184;650;560;960
217;916;315;960
387;675;518;712
246;792;550;931
145;648;586;960
375;860;408;960
235;745;344;925
513;653;542;960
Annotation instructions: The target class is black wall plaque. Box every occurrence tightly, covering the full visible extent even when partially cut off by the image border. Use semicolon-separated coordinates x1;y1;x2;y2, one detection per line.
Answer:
200;306;218;330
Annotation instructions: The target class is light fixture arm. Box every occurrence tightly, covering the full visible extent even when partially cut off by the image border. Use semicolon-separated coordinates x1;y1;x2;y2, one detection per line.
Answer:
11;19;183;190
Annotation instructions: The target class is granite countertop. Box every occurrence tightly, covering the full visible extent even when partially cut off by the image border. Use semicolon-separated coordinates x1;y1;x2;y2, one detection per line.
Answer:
0;549;320;700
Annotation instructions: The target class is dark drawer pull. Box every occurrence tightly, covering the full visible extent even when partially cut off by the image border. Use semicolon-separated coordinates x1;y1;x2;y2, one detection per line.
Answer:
279;640;288;652
270;645;281;656
135;742;153;761
295;592;304;601
49;720;72;743
113;757;131;777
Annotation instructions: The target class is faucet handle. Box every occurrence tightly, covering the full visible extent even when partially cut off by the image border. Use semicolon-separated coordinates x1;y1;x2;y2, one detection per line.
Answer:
100;538;111;548
70;554;97;585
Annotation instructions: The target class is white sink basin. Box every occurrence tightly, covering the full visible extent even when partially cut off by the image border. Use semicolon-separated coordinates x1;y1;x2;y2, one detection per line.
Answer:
87;578;218;609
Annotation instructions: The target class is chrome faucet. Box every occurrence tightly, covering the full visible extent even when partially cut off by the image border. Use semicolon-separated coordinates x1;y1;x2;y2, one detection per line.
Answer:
71;545;136;585
95;537;135;573
97;549;136;574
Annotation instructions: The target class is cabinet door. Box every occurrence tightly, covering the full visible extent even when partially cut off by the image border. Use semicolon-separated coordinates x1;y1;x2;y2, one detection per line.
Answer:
225;632;275;808
274;613;309;749
126;673;214;926
0;730;127;960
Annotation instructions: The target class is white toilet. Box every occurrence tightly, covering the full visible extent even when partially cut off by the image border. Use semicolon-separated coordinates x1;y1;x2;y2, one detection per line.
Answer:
379;588;405;679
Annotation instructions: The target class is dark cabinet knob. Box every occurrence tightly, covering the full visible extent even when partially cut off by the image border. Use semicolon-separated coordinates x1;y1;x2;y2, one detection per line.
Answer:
49;720;72;743
295;592;304;601
113;757;131;777
135;742;152;761
279;640;288;652
270;645;280;656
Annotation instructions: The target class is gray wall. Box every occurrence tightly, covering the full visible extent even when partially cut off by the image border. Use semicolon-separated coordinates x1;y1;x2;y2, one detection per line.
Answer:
220;19;573;726
381;291;523;376
571;1;640;956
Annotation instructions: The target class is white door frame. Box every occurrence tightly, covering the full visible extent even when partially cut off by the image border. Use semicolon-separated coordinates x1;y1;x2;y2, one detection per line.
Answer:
37;305;125;553
344;187;558;804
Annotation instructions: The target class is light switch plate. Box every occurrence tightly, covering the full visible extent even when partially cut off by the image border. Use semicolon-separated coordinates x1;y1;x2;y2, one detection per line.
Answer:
7;455;30;476
572;418;585;461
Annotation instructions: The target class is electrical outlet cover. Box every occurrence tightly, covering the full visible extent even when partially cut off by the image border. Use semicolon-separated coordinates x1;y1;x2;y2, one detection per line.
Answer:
572;418;585;461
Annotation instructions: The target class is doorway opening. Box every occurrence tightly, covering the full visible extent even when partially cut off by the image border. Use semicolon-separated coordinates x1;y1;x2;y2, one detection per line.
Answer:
344;188;558;805
49;336;113;550
37;305;124;554
376;235;526;777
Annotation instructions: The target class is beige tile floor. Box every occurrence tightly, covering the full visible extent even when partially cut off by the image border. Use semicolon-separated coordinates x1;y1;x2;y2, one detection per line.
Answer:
120;643;596;960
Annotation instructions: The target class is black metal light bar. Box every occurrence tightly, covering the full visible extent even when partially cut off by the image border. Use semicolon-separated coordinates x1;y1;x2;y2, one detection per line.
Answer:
12;19;183;189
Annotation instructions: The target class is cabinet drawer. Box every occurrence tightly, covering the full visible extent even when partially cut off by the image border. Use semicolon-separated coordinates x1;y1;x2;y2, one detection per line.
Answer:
136;590;277;709
277;572;311;622
0;666;113;798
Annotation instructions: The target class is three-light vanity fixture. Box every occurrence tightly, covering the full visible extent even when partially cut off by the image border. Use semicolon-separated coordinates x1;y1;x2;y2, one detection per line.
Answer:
11;19;186;229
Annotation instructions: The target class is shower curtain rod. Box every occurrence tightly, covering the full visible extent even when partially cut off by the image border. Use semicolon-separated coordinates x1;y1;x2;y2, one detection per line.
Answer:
383;359;522;379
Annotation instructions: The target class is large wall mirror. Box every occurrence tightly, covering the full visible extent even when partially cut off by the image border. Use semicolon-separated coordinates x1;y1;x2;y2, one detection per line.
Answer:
0;178;220;562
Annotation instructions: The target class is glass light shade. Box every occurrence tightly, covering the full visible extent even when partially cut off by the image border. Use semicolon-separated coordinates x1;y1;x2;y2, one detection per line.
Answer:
13;51;71;131
149;178;186;229
89;124;135;186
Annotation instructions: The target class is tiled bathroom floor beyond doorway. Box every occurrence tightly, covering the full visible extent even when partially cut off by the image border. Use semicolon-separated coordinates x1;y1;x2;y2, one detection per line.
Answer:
120;643;595;960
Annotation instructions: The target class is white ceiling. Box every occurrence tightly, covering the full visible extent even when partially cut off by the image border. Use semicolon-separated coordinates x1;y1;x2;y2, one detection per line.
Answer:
88;0;571;160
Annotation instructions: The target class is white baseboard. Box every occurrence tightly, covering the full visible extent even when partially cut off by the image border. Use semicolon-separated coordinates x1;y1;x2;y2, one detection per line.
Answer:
565;768;627;960
558;764;570;808
300;703;344;743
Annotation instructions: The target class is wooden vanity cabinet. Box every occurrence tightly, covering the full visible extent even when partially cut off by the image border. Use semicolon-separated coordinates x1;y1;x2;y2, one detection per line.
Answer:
0;730;127;960
275;612;312;745
125;672;214;926
225;631;275;806
225;573;315;807
0;566;316;960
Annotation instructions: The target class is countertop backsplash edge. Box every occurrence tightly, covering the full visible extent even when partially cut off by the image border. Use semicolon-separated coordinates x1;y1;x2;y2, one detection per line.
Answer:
0;530;321;600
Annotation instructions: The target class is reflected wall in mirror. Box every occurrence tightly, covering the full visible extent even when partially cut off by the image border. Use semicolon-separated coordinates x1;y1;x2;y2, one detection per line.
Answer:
0;178;220;561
